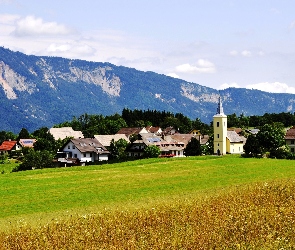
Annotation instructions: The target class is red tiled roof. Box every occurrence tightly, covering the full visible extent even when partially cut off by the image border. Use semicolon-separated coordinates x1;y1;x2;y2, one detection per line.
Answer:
0;141;17;151
285;126;295;139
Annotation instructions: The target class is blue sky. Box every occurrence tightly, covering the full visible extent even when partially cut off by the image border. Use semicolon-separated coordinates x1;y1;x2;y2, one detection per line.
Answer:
1;0;295;93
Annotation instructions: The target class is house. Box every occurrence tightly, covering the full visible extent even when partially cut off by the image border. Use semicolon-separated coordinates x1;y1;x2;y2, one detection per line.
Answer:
285;126;295;153
226;131;245;154
116;127;148;138
166;133;209;147
58;138;110;166
127;133;186;158
49;127;84;140
162;127;178;135
228;127;243;135
146;126;163;135
94;134;130;149
19;139;36;148
188;129;202;136
0;140;21;154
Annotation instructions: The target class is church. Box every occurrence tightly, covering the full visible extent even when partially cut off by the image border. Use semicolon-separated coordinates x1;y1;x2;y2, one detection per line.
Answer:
213;97;244;155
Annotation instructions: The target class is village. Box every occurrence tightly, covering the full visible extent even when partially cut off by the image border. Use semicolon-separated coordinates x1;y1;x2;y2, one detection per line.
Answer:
1;98;295;169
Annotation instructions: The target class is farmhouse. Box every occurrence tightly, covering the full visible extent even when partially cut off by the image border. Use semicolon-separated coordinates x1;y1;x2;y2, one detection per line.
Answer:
116;127;148;138
19;139;36;148
0;140;21;154
285;126;295;153
127;133;187;158
58;138;110;166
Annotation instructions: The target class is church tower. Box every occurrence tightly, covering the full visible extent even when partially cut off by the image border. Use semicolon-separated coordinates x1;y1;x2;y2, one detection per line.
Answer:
213;96;227;155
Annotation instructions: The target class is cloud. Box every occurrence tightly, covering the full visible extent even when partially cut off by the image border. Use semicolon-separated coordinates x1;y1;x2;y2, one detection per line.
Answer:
290;20;295;30
245;82;295;94
13;15;75;37
175;59;216;74
230;50;264;57
219;82;240;90
229;50;238;56
241;50;252;57
0;0;14;4
0;14;20;24
166;73;179;78
46;43;96;57
219;82;295;94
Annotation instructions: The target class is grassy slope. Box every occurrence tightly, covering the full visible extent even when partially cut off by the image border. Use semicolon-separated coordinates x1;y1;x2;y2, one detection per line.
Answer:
0;155;294;230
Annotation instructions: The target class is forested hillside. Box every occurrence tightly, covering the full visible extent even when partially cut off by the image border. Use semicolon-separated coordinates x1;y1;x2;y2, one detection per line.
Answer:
1;47;295;133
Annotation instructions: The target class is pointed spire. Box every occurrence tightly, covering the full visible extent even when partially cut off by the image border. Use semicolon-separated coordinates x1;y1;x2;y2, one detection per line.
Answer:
216;96;224;115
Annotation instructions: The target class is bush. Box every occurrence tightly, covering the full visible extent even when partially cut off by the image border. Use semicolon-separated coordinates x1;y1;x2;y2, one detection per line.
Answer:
143;145;161;158
15;149;54;171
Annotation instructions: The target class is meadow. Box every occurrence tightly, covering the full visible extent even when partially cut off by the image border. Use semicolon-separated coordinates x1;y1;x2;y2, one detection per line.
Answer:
1;155;295;249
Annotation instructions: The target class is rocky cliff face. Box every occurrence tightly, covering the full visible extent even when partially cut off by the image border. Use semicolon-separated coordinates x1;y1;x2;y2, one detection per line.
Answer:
1;46;295;133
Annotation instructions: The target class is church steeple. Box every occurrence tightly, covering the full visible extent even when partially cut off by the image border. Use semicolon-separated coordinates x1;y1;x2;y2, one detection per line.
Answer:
213;95;227;155
216;96;224;115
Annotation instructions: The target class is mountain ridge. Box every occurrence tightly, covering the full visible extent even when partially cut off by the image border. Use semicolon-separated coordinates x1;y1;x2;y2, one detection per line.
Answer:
1;46;295;133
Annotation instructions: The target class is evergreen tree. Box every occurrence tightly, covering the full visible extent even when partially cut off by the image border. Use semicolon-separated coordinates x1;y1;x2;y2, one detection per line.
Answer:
243;134;262;157
17;128;31;140
184;137;202;156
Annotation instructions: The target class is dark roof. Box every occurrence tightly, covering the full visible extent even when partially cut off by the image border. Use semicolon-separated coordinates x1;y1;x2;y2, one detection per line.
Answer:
285;126;295;140
116;127;146;136
146;126;162;133
163;127;178;135
0;140;17;151
69;138;109;154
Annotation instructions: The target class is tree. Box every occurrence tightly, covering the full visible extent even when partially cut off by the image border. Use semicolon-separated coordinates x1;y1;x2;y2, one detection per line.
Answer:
143;145;161;158
109;138;129;160
0;131;16;145
16;149;54;171
184;137;202;156
17;128;31;140
0;151;8;164
202;135;214;155
243;134;262;157
32;127;57;153
256;123;286;157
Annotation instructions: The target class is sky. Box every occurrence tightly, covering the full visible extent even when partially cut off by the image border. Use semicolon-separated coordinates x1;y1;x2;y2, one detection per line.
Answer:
1;0;295;93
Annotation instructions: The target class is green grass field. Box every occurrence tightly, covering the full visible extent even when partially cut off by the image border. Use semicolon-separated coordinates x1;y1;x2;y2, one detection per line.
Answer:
1;155;295;249
0;155;294;227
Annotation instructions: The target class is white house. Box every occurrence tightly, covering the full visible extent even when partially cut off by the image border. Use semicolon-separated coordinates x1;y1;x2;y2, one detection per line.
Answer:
59;138;110;166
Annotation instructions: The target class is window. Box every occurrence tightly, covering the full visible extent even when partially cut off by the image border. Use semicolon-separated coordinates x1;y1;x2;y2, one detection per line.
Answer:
217;134;219;138
68;145;70;149
72;145;75;149
90;153;92;157
291;148;295;153
217;122;219;127
83;153;86;157
291;140;295;145
74;154;77;158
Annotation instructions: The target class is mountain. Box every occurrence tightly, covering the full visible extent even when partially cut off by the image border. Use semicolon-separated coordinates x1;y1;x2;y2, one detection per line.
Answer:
1;46;295;133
